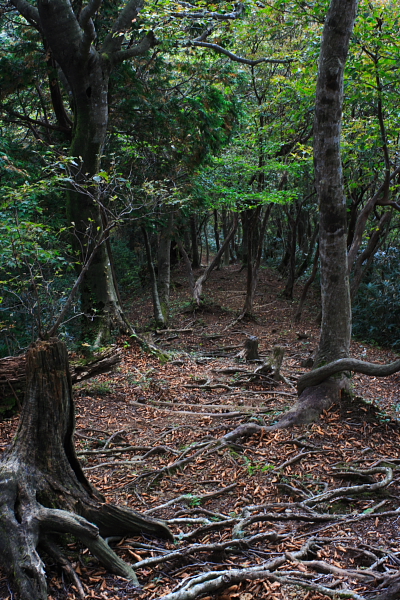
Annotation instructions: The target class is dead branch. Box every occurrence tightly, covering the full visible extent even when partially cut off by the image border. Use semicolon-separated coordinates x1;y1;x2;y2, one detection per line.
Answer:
145;484;237;515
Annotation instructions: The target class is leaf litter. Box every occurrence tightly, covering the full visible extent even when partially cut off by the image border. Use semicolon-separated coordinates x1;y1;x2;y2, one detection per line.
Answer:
1;265;400;600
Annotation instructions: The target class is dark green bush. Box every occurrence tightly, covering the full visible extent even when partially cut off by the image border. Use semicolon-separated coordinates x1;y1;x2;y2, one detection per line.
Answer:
352;247;400;349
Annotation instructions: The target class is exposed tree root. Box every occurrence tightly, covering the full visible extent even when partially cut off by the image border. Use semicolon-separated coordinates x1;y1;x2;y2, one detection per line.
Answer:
0;339;172;600
274;379;344;428
273;355;400;430
298;357;400;394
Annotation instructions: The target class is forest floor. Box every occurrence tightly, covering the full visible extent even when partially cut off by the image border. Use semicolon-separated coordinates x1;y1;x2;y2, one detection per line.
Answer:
1;265;400;600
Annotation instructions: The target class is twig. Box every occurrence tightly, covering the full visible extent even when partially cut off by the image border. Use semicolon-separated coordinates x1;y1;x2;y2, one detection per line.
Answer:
145;484;237;514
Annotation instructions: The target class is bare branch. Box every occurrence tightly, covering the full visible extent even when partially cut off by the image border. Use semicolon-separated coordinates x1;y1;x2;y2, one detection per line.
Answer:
191;41;293;65
114;31;157;63
10;0;41;31
298;357;400;394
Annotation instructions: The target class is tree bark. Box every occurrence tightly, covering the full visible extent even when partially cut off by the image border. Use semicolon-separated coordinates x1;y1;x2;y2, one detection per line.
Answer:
298;356;400;395
312;0;357;368
350;210;392;300
0;339;172;600
141;226;167;328
157;211;174;324
276;0;358;427
241;205;272;316
0;348;121;412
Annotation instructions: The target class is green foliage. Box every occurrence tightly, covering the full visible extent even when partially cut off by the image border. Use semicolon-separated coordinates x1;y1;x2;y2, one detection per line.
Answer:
353;246;400;348
0;152;74;355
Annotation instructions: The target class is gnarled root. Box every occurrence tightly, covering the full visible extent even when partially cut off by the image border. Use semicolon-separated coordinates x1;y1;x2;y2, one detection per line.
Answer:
272;379;345;429
298;357;400;395
0;338;172;600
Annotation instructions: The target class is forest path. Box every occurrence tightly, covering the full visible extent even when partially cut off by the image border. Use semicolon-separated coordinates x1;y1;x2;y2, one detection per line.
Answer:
0;265;399;600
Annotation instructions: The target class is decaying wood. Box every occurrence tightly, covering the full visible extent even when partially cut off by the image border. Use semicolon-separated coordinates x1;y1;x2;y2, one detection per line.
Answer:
236;336;260;361
0;338;172;600
254;345;285;381
0;346;121;410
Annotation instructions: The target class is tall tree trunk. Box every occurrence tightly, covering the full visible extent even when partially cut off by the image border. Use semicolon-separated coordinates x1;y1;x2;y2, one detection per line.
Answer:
142;226;166;328
157;212;174;324
0;339;172;600
312;0;357;367
190;214;200;268
11;0;155;345
276;0;358;428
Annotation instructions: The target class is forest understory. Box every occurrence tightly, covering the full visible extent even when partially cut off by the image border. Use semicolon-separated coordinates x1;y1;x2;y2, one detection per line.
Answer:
1;265;400;600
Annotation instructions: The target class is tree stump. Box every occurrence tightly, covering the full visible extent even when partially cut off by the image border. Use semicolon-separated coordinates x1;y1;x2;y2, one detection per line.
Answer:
254;345;285;382
0;338;172;600
237;336;260;361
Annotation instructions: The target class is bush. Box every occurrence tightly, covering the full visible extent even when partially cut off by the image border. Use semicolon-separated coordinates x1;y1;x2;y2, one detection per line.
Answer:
352;247;400;349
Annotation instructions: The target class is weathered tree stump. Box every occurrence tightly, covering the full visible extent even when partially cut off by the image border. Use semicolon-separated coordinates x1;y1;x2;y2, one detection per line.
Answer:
0;338;172;600
254;345;285;382
236;336;260;361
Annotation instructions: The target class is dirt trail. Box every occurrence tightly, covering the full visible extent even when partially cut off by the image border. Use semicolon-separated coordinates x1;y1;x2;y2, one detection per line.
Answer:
1;266;399;600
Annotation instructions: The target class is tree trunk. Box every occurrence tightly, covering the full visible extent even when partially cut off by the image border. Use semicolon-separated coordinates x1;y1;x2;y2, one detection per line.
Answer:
0;348;122;412
221;210;231;266
11;0;155;346
241;205;272;317
294;243;320;323
142;226;166;328
157;212;174;324
276;0;358;427
213;209;221;268
350;210;392;300
193;214;239;305
190;214;200;268
0;339;172;600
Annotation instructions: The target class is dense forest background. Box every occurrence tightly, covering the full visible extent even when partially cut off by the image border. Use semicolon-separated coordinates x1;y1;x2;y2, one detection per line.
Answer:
2;2;400;600
1;0;399;358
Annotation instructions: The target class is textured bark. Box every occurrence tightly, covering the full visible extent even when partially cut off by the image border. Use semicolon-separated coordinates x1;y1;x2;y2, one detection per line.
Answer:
0;348;121;411
277;0;358;427
237;336;259;361
298;357;400;395
312;0;358;368
272;380;344;429
0;339;172;600
254;345;285;382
